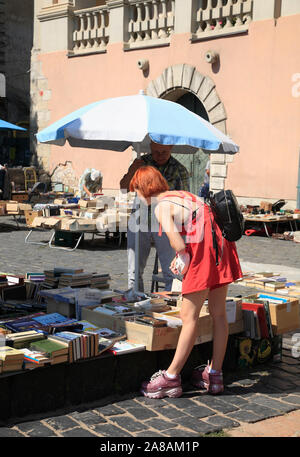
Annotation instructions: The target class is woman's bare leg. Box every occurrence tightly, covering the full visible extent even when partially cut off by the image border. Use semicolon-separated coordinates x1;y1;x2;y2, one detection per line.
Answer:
207;285;229;372
167;289;209;375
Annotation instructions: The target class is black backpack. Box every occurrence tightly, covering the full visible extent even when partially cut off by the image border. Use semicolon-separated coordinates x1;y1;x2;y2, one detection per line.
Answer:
208;189;245;243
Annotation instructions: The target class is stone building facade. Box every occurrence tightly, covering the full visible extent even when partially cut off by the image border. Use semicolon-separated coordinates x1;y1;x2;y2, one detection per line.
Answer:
31;0;300;207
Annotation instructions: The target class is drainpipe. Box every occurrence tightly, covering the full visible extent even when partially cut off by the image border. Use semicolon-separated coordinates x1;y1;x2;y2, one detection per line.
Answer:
297;147;300;209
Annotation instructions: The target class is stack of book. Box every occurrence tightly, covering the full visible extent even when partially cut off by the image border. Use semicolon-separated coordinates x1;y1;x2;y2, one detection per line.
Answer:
5;330;45;349
48;330;100;362
3;312;47;333
25;272;46;282
20;348;52;369
58;272;93;288
43;268;84;288
5;274;25;286
0;346;24;372
43;270;60;288
1;312;83;334
29;338;69;365
239;272;288;292
242;299;273;340
90;273;111;290
31;313;84;334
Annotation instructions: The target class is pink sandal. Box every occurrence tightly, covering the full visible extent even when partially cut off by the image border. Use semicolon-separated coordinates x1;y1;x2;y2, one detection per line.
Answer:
191;363;224;394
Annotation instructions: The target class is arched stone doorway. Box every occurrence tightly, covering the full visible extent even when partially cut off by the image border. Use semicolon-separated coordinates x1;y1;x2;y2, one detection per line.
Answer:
146;64;233;193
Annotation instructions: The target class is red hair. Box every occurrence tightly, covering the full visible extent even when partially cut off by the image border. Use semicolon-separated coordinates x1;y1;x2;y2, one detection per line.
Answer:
129;166;169;198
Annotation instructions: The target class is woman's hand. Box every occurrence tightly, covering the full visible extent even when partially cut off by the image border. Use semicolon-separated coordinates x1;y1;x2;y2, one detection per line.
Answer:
170;256;178;275
170;251;190;276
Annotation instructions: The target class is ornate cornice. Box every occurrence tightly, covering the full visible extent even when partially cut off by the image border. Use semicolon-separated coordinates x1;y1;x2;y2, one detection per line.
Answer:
37;2;75;22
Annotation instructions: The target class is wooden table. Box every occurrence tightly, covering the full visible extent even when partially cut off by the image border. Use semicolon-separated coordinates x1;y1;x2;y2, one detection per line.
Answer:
244;215;299;237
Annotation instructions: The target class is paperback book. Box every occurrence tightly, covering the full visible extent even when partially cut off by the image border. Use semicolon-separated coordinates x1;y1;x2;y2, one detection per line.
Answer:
108;340;146;355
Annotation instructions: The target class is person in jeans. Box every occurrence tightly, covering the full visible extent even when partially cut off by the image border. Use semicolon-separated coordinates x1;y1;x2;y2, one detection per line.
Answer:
120;141;190;292
129;166;243;397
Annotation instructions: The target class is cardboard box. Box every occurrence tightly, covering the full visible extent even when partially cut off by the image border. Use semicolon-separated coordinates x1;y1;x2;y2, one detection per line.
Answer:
244;292;300;335
60;217;77;231
79;199;97;208
0;201;7;215
11;192;28;203
42;217;61;229
6;201;19;213
54;198;67;205
173;297;244;344
74;218;97;231
19;203;32;212
24;210;43;226
81;210;100;220
124;320;181;351
260;201;273;212
81;305;128;333
31;216;45;228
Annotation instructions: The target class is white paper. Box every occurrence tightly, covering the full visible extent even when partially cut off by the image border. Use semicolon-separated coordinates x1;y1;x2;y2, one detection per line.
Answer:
226;300;236;324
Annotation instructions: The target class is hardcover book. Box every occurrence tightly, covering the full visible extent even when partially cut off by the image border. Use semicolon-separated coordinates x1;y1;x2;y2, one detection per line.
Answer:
29;338;69;357
241;302;269;338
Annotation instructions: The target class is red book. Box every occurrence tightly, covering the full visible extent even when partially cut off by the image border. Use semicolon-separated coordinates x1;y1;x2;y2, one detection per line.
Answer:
241;302;269;338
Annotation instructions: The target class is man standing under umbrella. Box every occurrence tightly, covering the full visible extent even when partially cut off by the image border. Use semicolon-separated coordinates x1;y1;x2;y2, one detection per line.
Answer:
120;141;190;292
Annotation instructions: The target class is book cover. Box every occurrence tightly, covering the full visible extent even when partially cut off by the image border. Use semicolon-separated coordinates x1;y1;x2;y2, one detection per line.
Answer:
29;338;69;357
242;303;269;338
21;348;51;366
48;321;83;335
0;346;24;361
6;274;25;285
257;294;288;303
242;309;256;339
54;331;82;361
109;340;146;355
243;299;274;338
98;337;114;355
53;267;84;275
32;313;70;325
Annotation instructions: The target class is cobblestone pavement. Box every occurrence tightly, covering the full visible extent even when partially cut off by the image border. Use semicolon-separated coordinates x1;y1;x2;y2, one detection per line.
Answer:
0;215;299;438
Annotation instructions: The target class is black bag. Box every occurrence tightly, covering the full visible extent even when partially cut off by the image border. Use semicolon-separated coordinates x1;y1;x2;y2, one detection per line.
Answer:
208;189;244;242
271;199;286;213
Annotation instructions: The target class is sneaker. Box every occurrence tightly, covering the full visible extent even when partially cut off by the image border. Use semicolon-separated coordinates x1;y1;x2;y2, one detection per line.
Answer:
191;363;224;394
140;370;182;399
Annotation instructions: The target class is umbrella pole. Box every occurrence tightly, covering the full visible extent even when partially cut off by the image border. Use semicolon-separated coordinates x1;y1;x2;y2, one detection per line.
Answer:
134;144;141;294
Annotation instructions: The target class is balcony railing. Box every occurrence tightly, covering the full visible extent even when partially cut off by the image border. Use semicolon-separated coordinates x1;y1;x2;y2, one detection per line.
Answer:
126;0;175;50
73;5;110;55
193;0;253;40
63;0;253;56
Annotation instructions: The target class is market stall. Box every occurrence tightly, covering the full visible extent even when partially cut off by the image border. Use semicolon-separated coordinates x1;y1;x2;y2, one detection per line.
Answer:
24;193;134;250
0;265;299;421
244;214;299;237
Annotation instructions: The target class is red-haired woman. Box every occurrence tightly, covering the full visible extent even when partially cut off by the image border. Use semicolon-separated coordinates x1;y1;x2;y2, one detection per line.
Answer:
130;165;243;398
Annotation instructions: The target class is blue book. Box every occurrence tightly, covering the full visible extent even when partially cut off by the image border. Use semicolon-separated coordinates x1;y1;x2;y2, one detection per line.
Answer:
32;313;70;325
258;293;288;303
54;331;82;361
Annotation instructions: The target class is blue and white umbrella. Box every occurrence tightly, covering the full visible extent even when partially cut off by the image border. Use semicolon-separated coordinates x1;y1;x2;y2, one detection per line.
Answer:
0;119;26;131
36;93;239;155
36;92;239;294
